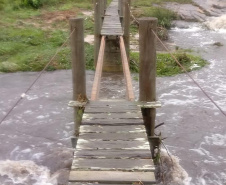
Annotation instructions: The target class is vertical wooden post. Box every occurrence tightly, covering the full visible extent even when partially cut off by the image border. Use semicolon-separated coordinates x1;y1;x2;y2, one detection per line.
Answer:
100;0;106;16
104;0;107;13
139;17;158;137
118;0;123;17
70;18;86;140
123;0;131;58
94;0;102;67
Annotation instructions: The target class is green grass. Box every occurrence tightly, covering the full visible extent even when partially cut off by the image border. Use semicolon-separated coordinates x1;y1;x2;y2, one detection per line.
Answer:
0;0;206;76
132;6;177;29
0;0;95;73
131;0;193;31
0;25;95;72
130;51;208;76
132;0;193;7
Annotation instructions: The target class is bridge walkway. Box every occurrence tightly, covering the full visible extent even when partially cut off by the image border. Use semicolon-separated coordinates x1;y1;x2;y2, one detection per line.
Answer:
68;100;156;184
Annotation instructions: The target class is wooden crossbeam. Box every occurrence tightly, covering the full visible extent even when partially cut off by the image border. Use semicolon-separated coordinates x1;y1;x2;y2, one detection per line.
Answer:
91;36;106;101
119;36;135;101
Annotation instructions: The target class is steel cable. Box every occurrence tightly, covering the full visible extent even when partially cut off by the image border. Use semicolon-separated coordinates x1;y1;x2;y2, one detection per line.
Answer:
0;29;76;125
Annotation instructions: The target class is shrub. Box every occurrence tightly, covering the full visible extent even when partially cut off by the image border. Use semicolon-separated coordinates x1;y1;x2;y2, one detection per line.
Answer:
21;0;43;9
0;0;4;10
130;51;207;76
143;7;177;29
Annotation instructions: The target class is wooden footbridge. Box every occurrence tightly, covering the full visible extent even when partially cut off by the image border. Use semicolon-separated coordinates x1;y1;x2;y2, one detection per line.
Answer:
68;0;160;184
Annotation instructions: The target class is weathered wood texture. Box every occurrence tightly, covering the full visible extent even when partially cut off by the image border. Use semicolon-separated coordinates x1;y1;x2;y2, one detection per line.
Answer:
69;171;156;184
139;17;158;137
69;18;86;136
69;100;156;184
91;36;106;101
123;0;131;57
94;0;103;67
70;18;86;102
101;0;123;36
119;36;134;101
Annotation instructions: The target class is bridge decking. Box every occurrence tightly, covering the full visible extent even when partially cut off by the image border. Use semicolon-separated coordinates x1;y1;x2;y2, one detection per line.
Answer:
101;0;123;36
68;100;156;184
68;0;157;184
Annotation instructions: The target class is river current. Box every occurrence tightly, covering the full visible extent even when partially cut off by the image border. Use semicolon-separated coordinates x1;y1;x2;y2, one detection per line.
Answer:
0;16;226;185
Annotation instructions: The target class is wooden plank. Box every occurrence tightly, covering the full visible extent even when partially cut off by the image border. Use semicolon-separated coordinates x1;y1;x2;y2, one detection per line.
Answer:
76;139;149;149
85;107;140;113
74;149;151;159
69;171;156;184
119;36;135;101
91;36;106;101
83;113;142;119
79;132;146;140
87;100;137;106
71;159;155;171
82;119;144;125
69;183;132;185
101;0;123;36
80;125;146;133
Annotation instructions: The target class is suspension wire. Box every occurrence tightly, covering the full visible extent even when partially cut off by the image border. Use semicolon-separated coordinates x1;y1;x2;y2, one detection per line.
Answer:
128;5;226;117
152;30;226;117
127;3;139;25
0;29;76;125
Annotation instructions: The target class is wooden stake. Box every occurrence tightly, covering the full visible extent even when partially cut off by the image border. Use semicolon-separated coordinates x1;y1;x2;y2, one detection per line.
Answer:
118;0;123;17
94;0;102;67
123;0;131;59
70;18;86;137
139;17;158;137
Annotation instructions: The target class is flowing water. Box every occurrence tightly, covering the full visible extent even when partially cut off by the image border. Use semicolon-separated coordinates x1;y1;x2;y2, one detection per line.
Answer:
0;15;226;185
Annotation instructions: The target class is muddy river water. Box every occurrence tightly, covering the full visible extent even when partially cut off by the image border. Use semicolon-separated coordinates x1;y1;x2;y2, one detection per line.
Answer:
0;15;226;185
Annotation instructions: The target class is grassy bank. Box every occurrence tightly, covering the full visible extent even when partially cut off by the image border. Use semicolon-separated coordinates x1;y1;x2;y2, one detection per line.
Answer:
0;0;208;76
130;51;208;76
0;0;95;72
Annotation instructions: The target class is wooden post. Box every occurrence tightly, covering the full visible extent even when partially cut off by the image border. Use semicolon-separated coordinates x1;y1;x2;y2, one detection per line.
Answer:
70;18;86;139
123;0;131;59
94;0;102;67
100;0;106;16
104;0;107;12
139;17;158;137
118;0;123;17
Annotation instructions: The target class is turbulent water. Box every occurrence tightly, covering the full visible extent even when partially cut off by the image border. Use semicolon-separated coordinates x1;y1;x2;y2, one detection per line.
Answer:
205;15;226;31
0;13;226;185
159;18;226;184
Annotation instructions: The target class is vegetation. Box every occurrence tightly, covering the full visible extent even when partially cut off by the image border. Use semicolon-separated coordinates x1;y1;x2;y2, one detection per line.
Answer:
131;0;193;39
132;6;177;29
130;51;208;76
0;0;207;76
0;0;95;72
